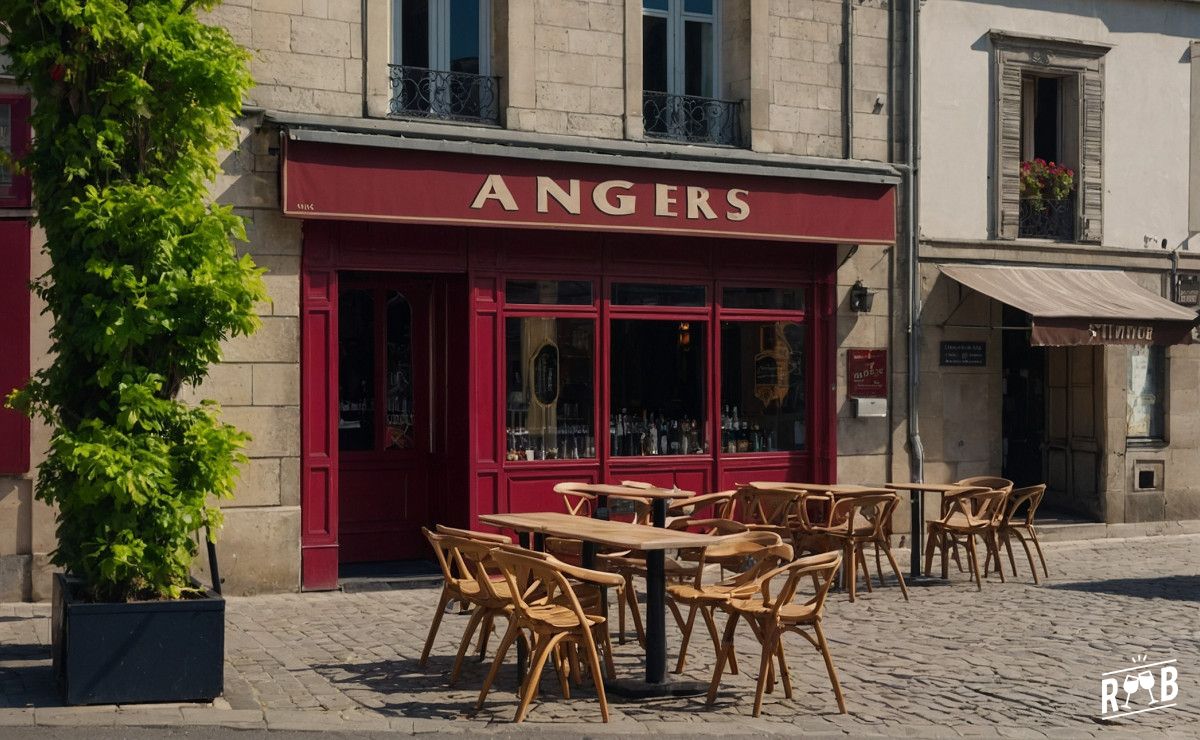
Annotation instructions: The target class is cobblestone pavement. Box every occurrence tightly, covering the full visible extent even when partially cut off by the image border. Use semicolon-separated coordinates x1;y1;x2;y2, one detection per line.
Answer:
2;534;1200;737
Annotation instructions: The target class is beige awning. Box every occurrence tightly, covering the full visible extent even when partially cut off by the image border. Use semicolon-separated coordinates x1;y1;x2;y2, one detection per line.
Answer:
938;264;1199;346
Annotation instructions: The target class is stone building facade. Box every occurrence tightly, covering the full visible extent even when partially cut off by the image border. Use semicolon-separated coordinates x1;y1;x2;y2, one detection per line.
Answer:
2;0;911;598
913;0;1200;526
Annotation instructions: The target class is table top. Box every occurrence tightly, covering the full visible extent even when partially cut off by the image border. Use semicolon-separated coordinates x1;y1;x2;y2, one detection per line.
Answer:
479;512;729;550
883;482;978;494
744;481;892;495
570;483;684;500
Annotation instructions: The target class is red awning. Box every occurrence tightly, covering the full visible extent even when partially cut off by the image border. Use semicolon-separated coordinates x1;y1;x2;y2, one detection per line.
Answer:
281;137;896;245
939;264;1199;346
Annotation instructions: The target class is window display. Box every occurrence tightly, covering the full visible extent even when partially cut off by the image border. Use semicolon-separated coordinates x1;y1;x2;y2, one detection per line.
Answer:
720;321;806;452
339;289;375;451
609;319;707;456
505;317;595;460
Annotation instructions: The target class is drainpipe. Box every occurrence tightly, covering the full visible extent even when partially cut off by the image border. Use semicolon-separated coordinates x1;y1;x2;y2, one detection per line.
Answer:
904;0;926;577
843;0;855;159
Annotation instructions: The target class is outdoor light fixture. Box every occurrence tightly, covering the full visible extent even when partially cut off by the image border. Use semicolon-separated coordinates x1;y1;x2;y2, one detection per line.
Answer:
849;281;875;313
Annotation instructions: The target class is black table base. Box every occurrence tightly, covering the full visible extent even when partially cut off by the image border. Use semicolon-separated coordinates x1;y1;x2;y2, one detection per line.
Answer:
605;676;711;699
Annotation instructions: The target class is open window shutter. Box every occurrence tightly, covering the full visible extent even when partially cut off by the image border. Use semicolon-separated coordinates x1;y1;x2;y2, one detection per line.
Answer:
996;60;1023;239
1078;67;1104;243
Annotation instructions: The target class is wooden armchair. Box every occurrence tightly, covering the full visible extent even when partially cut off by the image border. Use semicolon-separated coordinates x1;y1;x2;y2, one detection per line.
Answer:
923;487;1008;589
985;484;1049;583
809;492;908;602
667;533;792;674
706;550;846;717
420;527;510;668
479;549;623;723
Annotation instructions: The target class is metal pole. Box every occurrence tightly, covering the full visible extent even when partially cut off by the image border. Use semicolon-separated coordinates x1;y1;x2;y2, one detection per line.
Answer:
904;0;926;578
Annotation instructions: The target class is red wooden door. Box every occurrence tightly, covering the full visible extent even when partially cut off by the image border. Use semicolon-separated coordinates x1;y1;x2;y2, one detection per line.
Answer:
337;275;433;562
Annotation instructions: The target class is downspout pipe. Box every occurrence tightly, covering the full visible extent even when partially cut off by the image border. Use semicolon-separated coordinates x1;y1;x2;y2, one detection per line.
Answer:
843;0;855;159
904;0;926;577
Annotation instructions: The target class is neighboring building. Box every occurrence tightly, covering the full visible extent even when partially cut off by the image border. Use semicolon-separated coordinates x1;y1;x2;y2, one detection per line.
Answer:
1;1;911;597
915;0;1200;525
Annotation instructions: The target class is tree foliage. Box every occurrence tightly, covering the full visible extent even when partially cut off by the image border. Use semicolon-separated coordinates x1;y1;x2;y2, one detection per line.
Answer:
1;0;265;601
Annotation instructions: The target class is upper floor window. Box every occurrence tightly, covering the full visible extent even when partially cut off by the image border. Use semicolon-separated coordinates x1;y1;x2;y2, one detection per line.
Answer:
389;0;498;124
0;95;31;208
642;0;740;146
991;32;1107;244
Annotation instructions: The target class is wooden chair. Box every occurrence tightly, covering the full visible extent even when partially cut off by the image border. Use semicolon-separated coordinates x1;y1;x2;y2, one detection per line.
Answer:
923;487;1008;590
809;492;908;602
730;484;801;543
706;550;846;717
668;533;792;675
479;549;623;723
436;534;519;687
985;484;1049;583
421;527;510;668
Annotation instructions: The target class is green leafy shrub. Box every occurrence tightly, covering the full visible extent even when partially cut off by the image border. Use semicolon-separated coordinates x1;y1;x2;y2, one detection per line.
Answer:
1;0;265;601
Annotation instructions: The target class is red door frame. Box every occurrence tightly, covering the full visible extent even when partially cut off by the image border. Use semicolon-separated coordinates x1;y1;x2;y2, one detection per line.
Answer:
301;222;839;590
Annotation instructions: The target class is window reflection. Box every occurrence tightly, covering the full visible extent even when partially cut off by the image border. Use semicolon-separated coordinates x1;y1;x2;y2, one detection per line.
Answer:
720;321;806;453
610;320;707;456
506;318;595;460
385;291;415;450
339;290;375;451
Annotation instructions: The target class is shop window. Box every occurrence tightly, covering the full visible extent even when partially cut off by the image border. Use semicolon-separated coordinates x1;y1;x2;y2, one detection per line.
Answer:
506;279;592;306
722;286;805;312
505;317;595;461
720;322;806;453
384;291;415;450
389;0;497;123
611;282;706;307
339;289;377;451
642;0;739;146
1127;346;1166;442
0;95;31;208
609;319;707;456
991;32;1107;242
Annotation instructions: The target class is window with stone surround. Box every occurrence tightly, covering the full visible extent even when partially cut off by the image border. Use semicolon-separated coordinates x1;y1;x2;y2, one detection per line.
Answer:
642;0;740;146
991;31;1109;243
388;0;497;123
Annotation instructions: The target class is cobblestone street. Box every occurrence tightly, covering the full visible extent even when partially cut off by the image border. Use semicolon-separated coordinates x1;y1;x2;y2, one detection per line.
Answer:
2;534;1199;737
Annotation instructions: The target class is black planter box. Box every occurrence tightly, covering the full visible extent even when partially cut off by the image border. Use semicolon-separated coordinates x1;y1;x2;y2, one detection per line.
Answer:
52;573;224;705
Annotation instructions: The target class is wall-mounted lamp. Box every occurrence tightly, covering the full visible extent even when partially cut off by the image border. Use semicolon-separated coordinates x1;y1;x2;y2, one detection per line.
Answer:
849;281;875;313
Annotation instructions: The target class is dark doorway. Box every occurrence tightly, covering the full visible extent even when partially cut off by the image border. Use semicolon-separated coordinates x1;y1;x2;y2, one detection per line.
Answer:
1001;305;1045;490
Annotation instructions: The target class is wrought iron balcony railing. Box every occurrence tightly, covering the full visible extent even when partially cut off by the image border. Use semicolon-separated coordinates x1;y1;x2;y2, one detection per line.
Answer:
642;91;742;147
388;65;499;124
1019;195;1076;241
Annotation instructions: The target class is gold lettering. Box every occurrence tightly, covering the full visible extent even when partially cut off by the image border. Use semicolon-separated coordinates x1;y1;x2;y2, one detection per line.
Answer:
593;180;636;216
686;186;717;220
654;183;678;217
470;174;518;211
726;188;750;221
536;177;581;215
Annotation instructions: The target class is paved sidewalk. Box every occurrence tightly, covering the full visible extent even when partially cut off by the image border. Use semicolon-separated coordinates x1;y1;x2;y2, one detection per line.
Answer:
2;534;1199;737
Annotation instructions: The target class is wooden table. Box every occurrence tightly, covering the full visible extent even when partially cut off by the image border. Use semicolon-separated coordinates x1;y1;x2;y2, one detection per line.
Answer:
748;481;894;496
479;511;726;696
883;482;978;577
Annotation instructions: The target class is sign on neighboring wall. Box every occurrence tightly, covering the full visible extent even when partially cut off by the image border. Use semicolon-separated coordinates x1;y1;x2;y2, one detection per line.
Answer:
1179;274;1199;306
281;138;897;245
940;341;987;367
847;349;887;398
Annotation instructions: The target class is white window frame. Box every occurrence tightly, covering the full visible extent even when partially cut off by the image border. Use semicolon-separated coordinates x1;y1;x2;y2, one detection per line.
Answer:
643;0;721;98
391;0;491;76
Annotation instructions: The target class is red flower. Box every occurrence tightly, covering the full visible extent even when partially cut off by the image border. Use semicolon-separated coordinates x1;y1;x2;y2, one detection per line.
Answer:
49;64;65;82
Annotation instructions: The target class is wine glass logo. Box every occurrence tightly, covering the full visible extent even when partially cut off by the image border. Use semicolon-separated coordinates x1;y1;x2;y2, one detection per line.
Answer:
1121;672;1140;709
1100;653;1179;720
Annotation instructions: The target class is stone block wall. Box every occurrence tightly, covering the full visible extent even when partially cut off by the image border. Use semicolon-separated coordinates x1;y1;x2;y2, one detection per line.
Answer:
177;118;304;595
205;0;364;118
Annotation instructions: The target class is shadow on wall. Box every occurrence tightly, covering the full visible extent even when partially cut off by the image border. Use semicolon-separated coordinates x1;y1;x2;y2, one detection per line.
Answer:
1047;575;1200;602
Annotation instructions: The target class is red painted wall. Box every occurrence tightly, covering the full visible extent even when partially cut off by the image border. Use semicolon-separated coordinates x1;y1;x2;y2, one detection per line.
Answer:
0;220;31;474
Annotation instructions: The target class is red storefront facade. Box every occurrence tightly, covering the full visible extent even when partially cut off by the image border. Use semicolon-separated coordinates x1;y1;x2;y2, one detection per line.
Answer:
286;135;896;590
